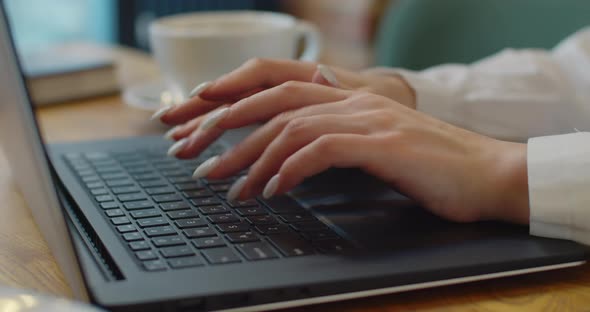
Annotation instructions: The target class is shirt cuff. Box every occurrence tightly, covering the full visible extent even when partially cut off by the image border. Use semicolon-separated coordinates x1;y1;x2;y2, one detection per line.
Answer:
528;132;590;245
362;67;457;120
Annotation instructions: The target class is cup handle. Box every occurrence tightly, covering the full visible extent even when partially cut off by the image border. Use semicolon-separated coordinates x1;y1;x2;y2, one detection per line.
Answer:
295;20;321;62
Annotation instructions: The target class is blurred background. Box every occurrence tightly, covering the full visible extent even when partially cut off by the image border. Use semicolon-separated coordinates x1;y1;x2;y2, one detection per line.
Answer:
5;0;389;70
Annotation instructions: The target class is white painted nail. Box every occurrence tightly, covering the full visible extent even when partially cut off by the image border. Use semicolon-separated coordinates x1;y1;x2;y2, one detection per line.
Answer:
164;126;181;140
166;138;188;157
317;64;340;87
227;176;248;202
150;105;173;121
263;174;280;199
189;81;213;98
192;156;221;179
199;107;230;131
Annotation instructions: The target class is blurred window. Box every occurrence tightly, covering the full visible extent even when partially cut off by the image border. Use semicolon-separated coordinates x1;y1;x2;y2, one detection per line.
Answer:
5;0;115;54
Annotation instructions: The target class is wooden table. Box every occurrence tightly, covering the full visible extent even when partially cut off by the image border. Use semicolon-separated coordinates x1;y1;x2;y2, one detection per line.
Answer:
0;95;589;311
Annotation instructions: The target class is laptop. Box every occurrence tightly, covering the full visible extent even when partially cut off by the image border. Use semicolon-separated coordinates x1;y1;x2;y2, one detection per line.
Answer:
0;3;588;311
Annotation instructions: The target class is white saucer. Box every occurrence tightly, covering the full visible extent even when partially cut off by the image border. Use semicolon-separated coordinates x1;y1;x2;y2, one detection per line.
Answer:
123;81;185;111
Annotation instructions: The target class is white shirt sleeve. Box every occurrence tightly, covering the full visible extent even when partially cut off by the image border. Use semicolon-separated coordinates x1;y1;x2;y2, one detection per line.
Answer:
366;28;590;244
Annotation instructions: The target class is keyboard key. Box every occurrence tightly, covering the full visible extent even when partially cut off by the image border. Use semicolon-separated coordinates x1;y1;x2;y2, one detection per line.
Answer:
290;221;327;232
95;166;121;174
111;216;131;225
129;241;150;251
183;189;214;198
95;195;113;202
130;209;161;219
112;186;140;194
127;167;153;175
143;259;167;271
105;209;125;218
198;205;230;215
208;214;240;224
202;247;241;264
134;173;160;181
175;218;208;229
124;200;154;210
167;210;199;220
236;242;279;261
117;193;147;202
100;202;120;210
169;176;195;184
86;182;104;189
82;175;100;183
217;222;250;233
246;215;278;225
255;224;290;235
160;201;191;211
209;184;231;192
123;232;143;241
193;237;226;249
139;180;167;188
160;245;194;258
279;214;315;223
116;225;136;233
184;227;216;238
161;169;187;177
175;182;205;191
169;257;204;269
263;197;306;214
106;179;134;187
235;206;267;216
206;178;236;185
137;217;169;228
145;226;177;237
227;199;259;208
152;236;185;247
90;188;109;196
190;197;221;206
100;173;127;180
268;234;315;257
153;194;183;203
136;250;158;261
146;186;176;195
226;232;259;243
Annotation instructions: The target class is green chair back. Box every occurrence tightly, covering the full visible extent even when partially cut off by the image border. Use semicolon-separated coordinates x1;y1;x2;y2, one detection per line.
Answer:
376;0;590;70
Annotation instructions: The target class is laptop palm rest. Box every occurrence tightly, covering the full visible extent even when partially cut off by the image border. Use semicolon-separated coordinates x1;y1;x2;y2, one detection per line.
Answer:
287;169;528;253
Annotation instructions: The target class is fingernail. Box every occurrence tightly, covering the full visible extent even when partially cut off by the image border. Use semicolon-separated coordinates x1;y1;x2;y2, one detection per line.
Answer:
227;176;247;202
164;126;181;140
199;107;230;131
192;156;220;179
150;105;173;121
263;174;280;199
167;138;188;157
189;81;213;98
317;64;340;87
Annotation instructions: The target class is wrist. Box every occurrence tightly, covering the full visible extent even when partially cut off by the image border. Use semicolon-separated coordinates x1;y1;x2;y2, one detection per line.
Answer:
387;75;417;109
490;141;530;224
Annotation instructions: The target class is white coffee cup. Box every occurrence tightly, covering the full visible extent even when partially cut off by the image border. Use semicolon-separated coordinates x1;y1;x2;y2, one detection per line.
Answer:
149;11;321;102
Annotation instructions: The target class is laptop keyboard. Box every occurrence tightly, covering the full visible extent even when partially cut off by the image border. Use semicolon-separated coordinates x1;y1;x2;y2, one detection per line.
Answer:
63;144;350;272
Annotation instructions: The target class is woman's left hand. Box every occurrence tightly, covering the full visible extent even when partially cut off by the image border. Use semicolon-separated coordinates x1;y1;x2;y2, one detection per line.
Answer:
162;80;529;224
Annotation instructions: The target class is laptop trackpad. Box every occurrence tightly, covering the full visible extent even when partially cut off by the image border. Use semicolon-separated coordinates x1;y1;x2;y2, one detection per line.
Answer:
286;169;526;252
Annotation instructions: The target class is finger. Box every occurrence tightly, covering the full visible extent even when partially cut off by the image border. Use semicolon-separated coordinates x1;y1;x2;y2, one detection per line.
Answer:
204;99;357;180
265;134;378;198
199;58;318;101
237;114;372;199
173;126;225;159
208;82;352;130
161;87;262;125
165;116;205;141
